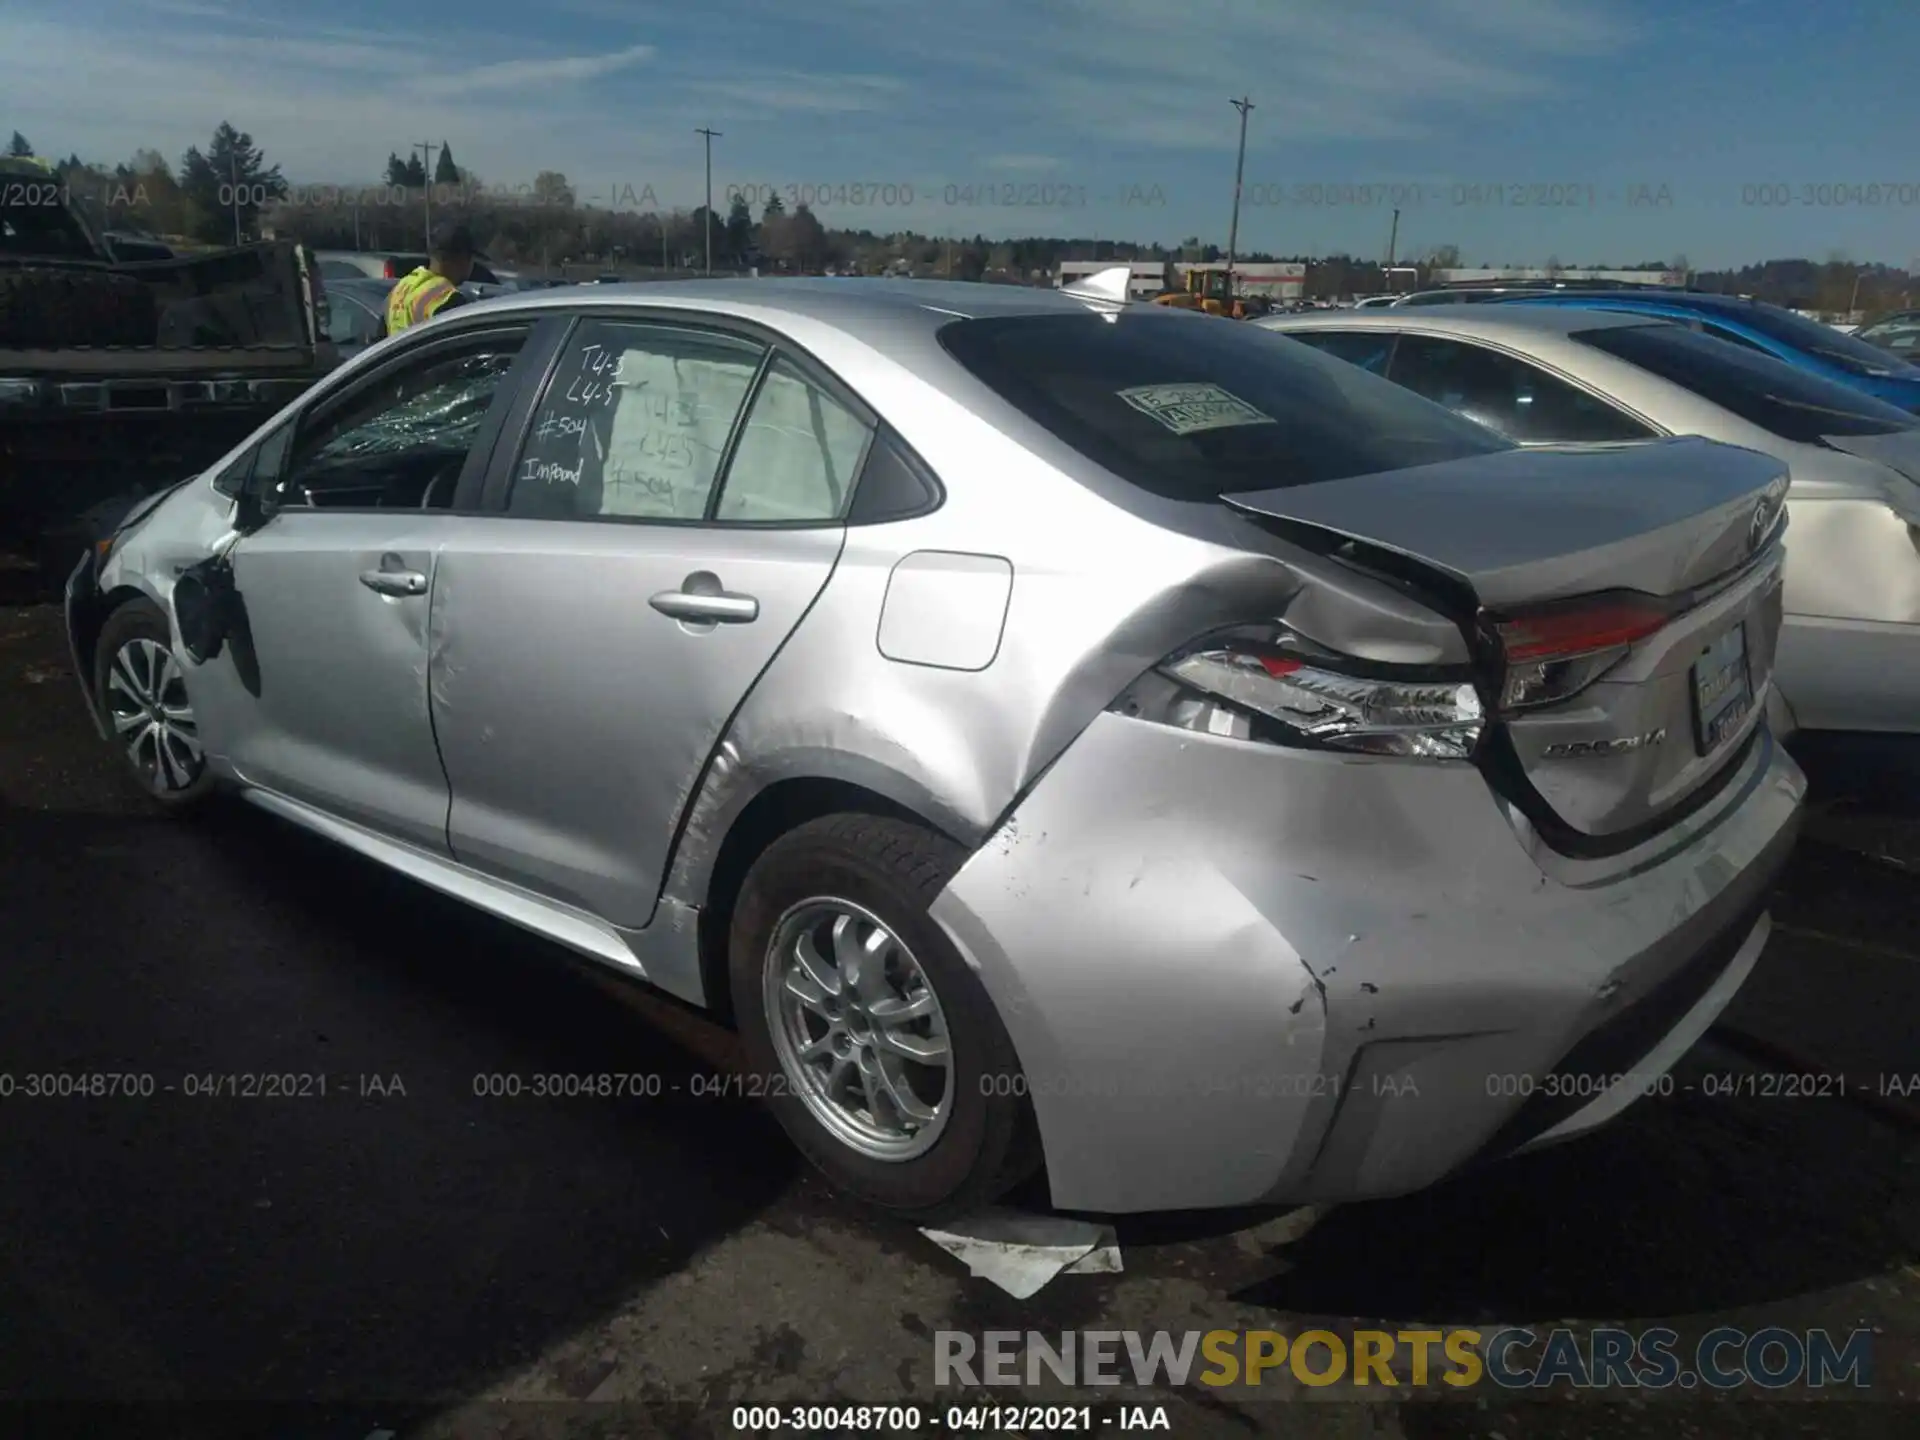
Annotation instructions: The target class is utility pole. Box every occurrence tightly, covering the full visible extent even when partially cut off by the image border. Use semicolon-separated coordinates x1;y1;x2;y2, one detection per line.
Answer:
694;127;721;274
1225;96;1254;295
1386;208;1400;269
228;154;242;246
413;141;437;249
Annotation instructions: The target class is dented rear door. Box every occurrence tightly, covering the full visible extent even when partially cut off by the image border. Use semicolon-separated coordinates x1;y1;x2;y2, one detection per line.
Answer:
429;316;864;929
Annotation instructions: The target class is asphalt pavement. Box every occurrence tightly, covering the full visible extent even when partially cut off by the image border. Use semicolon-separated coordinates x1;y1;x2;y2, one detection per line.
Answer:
1;590;1916;1439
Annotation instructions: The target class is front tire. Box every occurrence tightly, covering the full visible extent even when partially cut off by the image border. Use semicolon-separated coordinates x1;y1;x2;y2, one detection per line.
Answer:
93;599;215;811
730;814;1039;1220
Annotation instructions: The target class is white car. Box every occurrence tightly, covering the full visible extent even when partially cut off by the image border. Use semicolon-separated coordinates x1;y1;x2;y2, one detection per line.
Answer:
1260;305;1920;736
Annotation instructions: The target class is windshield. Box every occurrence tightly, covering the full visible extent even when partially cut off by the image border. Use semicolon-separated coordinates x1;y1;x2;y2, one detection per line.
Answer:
1577;323;1920;441
1729;301;1920;376
939;310;1510;499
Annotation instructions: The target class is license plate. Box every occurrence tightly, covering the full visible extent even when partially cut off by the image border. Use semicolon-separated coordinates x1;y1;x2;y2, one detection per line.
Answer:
1691;623;1753;754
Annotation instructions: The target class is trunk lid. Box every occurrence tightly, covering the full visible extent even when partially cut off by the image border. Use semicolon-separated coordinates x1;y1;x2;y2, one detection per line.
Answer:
1225;436;1791;848
1222;436;1785;608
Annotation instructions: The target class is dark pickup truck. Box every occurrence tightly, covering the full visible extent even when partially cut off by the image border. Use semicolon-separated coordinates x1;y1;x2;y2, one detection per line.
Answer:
0;156;337;576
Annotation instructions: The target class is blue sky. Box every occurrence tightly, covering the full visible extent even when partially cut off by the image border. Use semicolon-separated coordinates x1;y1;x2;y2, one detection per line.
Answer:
4;0;1916;268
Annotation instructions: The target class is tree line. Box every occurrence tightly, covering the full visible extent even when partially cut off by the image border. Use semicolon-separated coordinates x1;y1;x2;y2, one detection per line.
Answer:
7;127;1912;311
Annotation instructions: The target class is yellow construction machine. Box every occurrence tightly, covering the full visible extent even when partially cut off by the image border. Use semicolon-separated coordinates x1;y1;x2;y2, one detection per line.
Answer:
1153;266;1255;318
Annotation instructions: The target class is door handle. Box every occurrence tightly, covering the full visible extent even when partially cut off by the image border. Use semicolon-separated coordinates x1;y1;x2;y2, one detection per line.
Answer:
650;572;759;624
359;568;428;597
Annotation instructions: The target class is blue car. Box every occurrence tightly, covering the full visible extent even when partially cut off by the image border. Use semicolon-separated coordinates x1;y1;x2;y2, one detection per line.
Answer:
1489;290;1920;413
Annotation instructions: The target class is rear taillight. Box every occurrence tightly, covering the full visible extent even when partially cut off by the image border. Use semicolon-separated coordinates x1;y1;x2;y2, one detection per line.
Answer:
1120;626;1484;760
383;258;398;278
1489;592;1671;712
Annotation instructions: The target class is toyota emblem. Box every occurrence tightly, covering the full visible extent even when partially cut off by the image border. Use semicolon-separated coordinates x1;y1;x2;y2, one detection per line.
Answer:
1748;495;1776;552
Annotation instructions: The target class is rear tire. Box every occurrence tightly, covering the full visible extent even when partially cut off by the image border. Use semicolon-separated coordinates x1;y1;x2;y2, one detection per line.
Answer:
730;813;1039;1221
93;599;216;812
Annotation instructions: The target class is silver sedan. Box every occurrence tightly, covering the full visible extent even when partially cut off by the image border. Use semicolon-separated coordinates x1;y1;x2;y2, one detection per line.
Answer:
1258;306;1920;736
67;281;1802;1217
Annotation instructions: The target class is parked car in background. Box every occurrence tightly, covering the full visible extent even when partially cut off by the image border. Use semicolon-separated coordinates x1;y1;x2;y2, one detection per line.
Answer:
1856;310;1920;358
1259;306;1920;735
321;276;397;357
1393;280;1684;308
66;280;1801;1219
314;250;516;297
1483;289;1920;413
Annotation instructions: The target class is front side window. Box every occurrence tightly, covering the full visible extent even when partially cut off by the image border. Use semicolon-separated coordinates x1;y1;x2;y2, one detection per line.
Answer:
505;320;766;521
715;356;874;522
1387;335;1656;443
1575;322;1919;442
273;328;530;508
937;309;1508;500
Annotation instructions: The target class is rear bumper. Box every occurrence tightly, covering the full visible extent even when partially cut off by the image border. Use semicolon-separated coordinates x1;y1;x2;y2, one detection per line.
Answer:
930;712;1805;1215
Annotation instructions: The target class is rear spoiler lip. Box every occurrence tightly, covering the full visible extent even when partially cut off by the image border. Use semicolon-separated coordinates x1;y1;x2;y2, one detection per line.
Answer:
1221;437;1789;608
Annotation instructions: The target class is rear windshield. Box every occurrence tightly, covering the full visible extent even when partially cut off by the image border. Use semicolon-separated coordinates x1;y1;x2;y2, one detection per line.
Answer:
1575;323;1919;441
937;311;1510;498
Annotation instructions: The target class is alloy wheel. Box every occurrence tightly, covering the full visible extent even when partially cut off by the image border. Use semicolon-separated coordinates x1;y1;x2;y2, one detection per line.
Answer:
763;898;954;1161
104;636;203;795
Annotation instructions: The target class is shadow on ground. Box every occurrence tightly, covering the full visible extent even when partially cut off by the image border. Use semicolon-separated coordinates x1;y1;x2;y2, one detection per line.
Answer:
1227;1053;1915;1323
0;796;797;1408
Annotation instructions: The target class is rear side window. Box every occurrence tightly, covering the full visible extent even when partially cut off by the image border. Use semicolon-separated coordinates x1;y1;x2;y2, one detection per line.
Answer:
1576;323;1918;441
714;355;874;523
1283;329;1393;374
1387;336;1656;443
938;311;1509;498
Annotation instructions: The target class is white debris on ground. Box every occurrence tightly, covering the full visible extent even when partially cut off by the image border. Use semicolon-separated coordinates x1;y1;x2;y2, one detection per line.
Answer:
918;1208;1123;1299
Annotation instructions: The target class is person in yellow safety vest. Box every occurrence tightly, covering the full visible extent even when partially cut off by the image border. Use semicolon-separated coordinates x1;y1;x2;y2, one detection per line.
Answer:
383;221;477;338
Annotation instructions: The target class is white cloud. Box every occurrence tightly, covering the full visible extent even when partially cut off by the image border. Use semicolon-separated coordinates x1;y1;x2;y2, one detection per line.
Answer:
684;72;906;116
980;155;1064;172
2;0;1636;225
412;44;656;97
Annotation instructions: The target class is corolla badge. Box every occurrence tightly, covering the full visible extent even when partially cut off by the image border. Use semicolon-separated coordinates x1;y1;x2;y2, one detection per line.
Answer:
1543;728;1667;759
1748;483;1786;552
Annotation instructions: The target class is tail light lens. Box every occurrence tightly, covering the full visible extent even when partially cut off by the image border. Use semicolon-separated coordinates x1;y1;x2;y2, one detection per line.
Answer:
1490;593;1671;712
383;258;399;278
1126;626;1484;760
